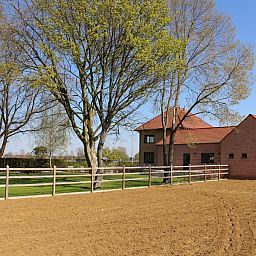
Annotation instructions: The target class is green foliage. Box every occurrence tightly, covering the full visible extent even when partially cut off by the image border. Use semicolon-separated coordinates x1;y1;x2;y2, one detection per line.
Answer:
32;146;49;157
27;0;185;93
133;153;139;161
0;157;68;170
103;146;129;162
34;0;182;77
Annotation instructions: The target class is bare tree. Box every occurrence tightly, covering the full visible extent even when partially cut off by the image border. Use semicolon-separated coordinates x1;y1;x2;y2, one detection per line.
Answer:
0;13;51;157
33;103;70;167
5;0;182;186
159;0;254;168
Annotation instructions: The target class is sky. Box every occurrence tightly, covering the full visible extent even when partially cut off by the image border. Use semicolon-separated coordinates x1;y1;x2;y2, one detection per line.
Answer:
5;0;256;157
215;0;256;115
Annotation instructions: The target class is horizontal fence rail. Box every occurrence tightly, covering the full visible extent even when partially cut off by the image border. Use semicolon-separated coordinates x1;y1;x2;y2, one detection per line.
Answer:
0;164;229;200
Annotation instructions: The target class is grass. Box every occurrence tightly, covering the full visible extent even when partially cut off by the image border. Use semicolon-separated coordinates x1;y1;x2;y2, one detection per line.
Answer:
0;170;211;199
0;171;166;198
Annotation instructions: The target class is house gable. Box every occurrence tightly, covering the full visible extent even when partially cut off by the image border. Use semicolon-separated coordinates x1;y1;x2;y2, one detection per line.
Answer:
221;115;256;178
135;108;212;131
221;115;256;144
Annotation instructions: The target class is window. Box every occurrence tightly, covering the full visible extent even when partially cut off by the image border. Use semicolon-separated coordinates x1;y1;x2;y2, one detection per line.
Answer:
201;153;214;164
144;152;154;164
242;153;247;159
144;135;155;144
229;153;234;159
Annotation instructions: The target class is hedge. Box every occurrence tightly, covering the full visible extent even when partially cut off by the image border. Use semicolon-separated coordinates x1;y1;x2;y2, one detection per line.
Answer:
0;158;73;169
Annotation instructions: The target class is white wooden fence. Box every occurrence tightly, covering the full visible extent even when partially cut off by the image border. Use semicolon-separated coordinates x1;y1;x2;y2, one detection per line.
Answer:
0;164;229;200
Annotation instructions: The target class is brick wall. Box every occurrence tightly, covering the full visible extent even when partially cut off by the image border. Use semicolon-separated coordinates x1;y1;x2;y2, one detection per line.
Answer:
138;130;162;165
138;129;221;166
157;143;221;166
221;115;256;179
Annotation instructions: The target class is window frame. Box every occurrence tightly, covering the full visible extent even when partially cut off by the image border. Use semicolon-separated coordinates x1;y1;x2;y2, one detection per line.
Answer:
242;153;247;159
201;153;215;164
144;134;155;144
228;153;234;159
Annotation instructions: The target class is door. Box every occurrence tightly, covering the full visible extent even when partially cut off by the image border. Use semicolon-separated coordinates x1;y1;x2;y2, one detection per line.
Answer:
183;153;190;168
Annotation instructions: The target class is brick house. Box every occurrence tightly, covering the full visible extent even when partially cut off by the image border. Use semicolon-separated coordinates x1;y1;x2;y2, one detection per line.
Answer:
135;108;256;179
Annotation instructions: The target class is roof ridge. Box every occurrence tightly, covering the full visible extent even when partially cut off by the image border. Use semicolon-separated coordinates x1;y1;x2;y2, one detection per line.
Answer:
183;126;236;130
186;112;213;127
135;107;213;131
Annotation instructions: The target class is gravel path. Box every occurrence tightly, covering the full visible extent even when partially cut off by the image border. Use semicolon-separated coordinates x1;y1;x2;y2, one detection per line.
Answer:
0;180;255;255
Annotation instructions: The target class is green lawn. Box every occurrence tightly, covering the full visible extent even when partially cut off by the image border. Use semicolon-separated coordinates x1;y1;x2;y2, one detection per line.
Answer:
0;170;211;199
0;172;166;199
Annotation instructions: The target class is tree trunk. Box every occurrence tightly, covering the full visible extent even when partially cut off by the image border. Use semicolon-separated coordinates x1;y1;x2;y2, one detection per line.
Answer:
160;77;171;183
168;69;182;166
94;132;107;189
49;153;52;168
162;127;168;166
83;143;99;189
162;124;170;183
168;129;176;165
0;134;8;158
168;108;178;167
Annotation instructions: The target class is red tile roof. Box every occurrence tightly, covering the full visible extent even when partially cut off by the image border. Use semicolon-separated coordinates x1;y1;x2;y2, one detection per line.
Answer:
156;127;235;145
135;108;212;131
251;114;256;119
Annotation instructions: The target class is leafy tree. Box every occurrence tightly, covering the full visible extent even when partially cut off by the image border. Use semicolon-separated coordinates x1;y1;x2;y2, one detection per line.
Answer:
6;0;183;186
159;0;254;169
133;153;139;161
32;146;48;158
103;146;129;162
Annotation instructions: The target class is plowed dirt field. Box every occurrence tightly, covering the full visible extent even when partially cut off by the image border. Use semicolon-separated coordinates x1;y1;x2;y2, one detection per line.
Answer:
0;180;256;256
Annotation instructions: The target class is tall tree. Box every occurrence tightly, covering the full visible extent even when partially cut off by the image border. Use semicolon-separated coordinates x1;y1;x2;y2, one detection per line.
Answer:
6;0;182;183
33;103;70;167
160;0;254;167
0;10;51;157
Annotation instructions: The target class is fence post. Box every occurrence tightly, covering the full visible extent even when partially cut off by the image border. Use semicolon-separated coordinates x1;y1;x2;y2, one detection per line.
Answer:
91;168;94;193
189;164;191;184
204;164;207;182
169;164;172;186
148;165;151;187
218;164;221;181
122;165;125;190
52;165;56;196
170;164;173;185
5;165;9;200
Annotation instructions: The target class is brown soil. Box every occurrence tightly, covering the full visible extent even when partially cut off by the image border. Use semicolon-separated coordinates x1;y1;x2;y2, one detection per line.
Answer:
0;180;256;256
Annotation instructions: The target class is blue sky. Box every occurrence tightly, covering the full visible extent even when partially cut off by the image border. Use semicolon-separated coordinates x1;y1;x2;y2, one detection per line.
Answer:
6;0;256;157
215;0;256;116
